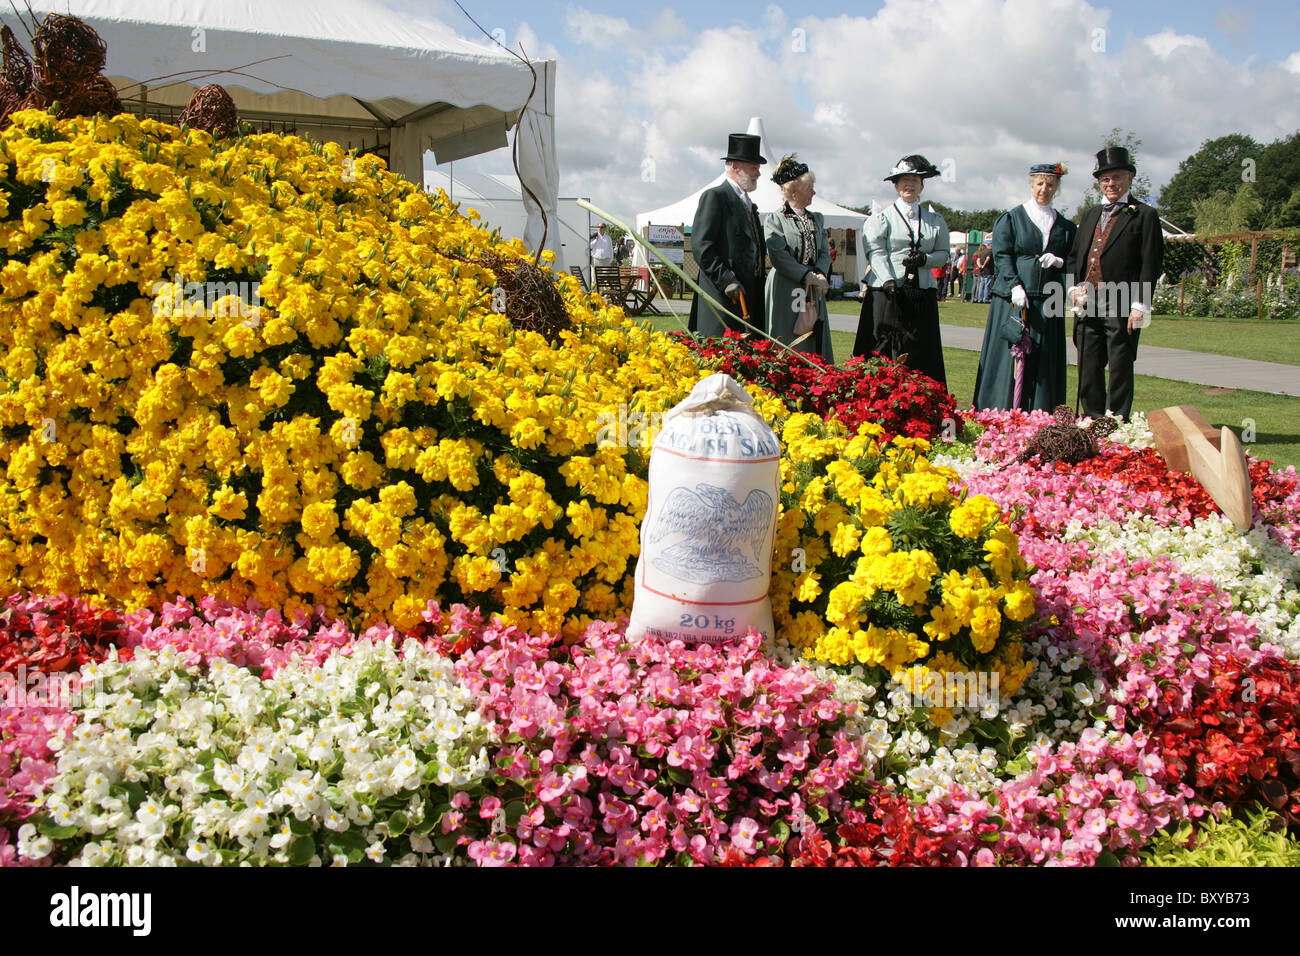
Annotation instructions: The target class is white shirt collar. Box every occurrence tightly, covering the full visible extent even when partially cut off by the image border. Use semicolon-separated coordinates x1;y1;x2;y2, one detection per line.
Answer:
1105;191;1131;207
894;198;920;220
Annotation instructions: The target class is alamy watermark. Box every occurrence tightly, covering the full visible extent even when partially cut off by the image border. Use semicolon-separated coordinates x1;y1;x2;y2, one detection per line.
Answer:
1;665;106;709
596;405;665;449
150;274;262;324
898;666;1000;714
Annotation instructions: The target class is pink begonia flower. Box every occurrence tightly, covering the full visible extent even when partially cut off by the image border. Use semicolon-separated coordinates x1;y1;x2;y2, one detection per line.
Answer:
468;840;517;866
729;817;760;853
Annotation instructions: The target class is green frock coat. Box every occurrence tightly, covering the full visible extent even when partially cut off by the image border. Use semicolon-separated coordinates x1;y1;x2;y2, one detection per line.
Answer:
762;205;834;362
972;204;1078;411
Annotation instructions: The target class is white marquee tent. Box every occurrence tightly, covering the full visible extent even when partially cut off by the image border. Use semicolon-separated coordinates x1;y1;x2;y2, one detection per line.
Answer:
1;0;561;262
422;167;592;270
636;117;869;282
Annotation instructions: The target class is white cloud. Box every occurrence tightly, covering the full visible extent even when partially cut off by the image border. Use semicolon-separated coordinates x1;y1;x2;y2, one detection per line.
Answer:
1144;28;1212;58
564;6;632;47
811;102;849;128
439;0;1300;230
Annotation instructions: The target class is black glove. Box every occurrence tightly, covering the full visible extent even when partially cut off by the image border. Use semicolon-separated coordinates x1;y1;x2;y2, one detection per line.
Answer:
902;249;927;270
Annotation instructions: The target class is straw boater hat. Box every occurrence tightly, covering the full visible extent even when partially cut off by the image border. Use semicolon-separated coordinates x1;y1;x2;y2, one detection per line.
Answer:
883;154;941;182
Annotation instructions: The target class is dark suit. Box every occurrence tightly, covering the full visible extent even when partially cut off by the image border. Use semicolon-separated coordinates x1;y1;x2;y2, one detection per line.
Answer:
689;181;766;337
1067;197;1163;420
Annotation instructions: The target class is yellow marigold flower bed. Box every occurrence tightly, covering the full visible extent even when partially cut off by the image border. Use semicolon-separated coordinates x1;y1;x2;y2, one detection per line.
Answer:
0;109;699;637
0;109;1037;681
772;414;1036;700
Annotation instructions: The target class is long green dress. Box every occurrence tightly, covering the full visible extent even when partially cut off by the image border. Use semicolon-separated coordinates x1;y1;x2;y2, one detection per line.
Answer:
972;204;1078;411
762;205;834;361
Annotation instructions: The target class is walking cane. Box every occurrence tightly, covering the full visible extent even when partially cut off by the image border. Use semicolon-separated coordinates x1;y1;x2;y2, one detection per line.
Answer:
736;289;752;339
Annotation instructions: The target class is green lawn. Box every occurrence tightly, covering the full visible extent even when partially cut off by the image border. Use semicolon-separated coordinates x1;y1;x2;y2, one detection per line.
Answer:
641;311;1300;469
829;329;1300;470
828;298;1300;367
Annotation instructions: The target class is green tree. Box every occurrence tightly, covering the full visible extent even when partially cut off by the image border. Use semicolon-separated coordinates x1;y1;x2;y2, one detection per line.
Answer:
1074;128;1153;219
1193;182;1264;235
1257;131;1300;226
1155;133;1262;234
850;200;1002;234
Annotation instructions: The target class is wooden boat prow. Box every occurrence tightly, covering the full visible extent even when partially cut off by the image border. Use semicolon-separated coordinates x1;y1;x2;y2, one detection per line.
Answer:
1149;405;1253;530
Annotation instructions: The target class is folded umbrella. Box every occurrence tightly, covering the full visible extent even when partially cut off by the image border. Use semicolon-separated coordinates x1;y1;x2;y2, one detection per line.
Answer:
1011;305;1033;409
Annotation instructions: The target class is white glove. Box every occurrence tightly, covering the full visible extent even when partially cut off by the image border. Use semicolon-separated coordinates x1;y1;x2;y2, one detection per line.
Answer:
724;281;742;300
804;272;829;296
1010;285;1028;309
1038;252;1064;269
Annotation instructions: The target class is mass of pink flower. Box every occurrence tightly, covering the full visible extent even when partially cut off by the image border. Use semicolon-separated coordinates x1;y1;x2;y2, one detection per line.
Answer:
4;407;1299;867
449;623;867;866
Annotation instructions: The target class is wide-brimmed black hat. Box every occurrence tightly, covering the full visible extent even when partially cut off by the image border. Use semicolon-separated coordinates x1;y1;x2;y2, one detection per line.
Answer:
721;133;766;165
1092;146;1136;178
884;154;941;181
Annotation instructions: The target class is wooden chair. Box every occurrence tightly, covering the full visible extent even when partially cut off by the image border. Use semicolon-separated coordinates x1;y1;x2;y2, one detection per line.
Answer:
569;265;590;292
593;266;629;307
618;265;662;317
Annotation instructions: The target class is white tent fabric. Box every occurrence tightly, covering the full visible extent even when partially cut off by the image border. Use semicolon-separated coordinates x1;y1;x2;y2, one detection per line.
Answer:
421;167;591;270
636;117;868;280
2;0;562;263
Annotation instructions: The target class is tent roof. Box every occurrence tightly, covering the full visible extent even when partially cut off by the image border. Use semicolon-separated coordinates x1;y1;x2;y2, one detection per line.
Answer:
636;117;866;232
2;0;544;165
2;0;564;264
5;0;533;111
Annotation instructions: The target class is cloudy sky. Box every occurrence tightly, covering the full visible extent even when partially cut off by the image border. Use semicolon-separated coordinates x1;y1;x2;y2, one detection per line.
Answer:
389;0;1300;229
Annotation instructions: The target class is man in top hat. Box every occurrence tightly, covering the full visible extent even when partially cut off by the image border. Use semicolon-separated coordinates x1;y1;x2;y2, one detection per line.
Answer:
1067;145;1164;421
689;133;767;337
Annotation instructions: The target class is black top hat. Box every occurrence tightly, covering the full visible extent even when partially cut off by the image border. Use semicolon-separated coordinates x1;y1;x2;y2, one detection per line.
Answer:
1092;146;1136;178
721;133;766;165
884;154;941;182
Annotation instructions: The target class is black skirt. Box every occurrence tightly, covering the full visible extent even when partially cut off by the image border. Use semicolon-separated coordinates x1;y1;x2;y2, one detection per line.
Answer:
852;284;946;387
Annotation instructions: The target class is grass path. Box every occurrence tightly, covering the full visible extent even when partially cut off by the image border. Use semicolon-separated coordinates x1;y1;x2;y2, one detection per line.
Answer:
827;299;1300;367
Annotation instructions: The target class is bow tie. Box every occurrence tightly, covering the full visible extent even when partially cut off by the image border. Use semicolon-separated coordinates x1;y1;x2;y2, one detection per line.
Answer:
1103;201;1126;212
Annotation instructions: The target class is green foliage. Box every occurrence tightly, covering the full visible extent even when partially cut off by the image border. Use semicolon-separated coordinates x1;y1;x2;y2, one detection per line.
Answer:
1143;808;1300;867
1193;183;1264;236
1074;128;1153;218
1157;133;1263;234
1257;131;1300;224
850;200;1001;236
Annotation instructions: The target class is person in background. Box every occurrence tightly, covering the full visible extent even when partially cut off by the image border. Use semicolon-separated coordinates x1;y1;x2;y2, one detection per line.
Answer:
1067;145;1165;421
933;256;949;300
975;241;994;302
951;249;965;299
973;162;1077;411
590;222;614;276
762;153;834;360
853;154;950;385
689;132;768;337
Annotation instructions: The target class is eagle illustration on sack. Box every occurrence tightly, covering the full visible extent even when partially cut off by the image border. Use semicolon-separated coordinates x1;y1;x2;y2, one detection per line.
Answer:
646;482;774;584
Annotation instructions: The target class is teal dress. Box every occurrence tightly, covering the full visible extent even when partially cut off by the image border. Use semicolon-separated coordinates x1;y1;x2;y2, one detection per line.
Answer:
762;205;834;361
972;204;1077;411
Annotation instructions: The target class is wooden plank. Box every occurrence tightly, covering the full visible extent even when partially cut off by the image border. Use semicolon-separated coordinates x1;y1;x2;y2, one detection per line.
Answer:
1149;405;1220;475
1185;425;1254;530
